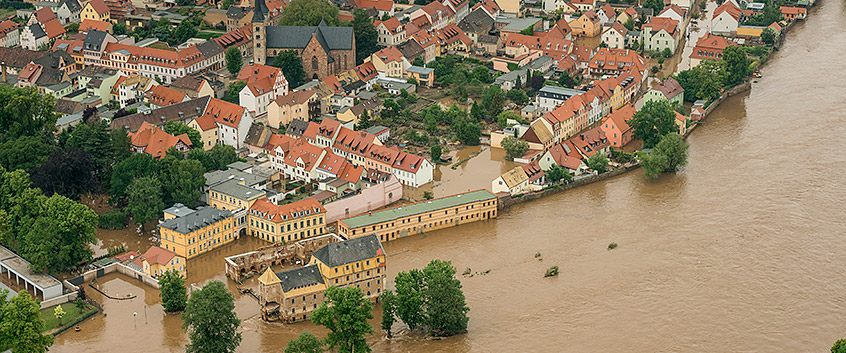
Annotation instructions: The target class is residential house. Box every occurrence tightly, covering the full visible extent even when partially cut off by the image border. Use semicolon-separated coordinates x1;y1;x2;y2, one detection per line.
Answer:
599;103;635;148
80;0;110;22
536;85;584;111
521;118;555;152
237;64;289;117
79;19;112;33
656;4;687;32
129;121;192;159
115;73;157;107
266;90;317;128
569;10;601;37
675;111;689;135
0;20;20;48
132;246;186;278
644;77;684;105
689;33;736;67
670;0;693;9
20;19;65;51
411;1;455;30
409;30;439;63
195;40;226;72
365;46;410;78
493;68;526;91
374;17;406;46
596;3;617;26
443;0;469;22
248;198;326;244
457;7;494;43
188;113;218;151
433;23;473;55
570;0;595;11
214;23;252;58
158;205;236;260
587;48;647;79
147;84;189;108
616;6;638;25
568;126;609;162
203;98;252;149
406;66;434;87
104;0;133;20
110;95;210;132
601;22;628;49
351;0;395;17
169;75;214;98
780;6;806;21
711;1;741;35
641;17;680;54
491;166;530;195
537;141;588;175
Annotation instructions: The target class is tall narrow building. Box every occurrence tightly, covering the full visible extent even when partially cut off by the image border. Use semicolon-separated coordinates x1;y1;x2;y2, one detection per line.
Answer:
251;0;268;65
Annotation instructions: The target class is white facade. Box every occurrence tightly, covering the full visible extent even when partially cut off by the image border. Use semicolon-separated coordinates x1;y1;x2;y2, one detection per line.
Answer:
218;110;253;149
601;27;627;49
393;159;434;187
711;12;739;35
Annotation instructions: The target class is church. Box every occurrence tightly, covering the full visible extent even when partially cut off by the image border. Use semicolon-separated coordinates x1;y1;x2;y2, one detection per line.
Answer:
251;0;356;81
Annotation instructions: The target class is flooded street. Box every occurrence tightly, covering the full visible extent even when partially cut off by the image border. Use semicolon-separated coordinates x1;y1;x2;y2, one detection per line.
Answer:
55;1;846;351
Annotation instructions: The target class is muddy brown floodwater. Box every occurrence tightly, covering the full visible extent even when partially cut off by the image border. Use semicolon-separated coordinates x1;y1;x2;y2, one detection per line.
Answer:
56;2;846;351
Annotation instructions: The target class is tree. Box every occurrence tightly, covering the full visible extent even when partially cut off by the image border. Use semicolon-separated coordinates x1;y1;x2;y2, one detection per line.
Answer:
355;110;371;131
66;22;79;33
662;47;672;58
173;20;198;44
113;21;127;35
629;100;677;148
722;45;751;86
53;305;65;326
163;121;203;149
0;291;53;353
159;270;187;312
501;136;528;160
469;101;485;121
20;194;97;273
394;269;425;330
545;164;571;183
452;118;481;146
471;66;491;83
351;9;379;64
380;290;397;338
481;86;505;117
225;47;242;76
761;28;775;45
126;176;163;230
110;127;132;164
311;286;374;353
496;111;520;128
208;144;239;170
557;71;575;88
285;332;324;353
279;0;340;26
506;89;528;104
272;50;306;88
641;132;688;179
674;65;722;103
182;281;241;353
833;339;846;353
0;136;55;173
586;153;609;173
623;18;635;31
161;159;205;208
528;75;545;91
429;145;442;162
423;191;434;200
223;81;246;104
422;260;469;336
66;120;114;183
643;0;663;15
0;86;59;139
110;153;158;202
31;147;97;199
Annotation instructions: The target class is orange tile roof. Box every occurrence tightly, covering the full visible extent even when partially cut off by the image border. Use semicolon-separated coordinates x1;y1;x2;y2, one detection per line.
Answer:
545;141;584;170
136;246;178;266
354;61;378;82
604;103;635;135
570;45;593;63
148;85;187;107
129;121;192;159
281;138;325;169
581;10;600;24
371;46;405;64
780;6;806;15
375;17;403;34
643;17;679;37
18;63;41;82
33;7;57;23
353;0;394;11
691;33;735;59
80;19;111;32
43;19;66;39
599;3;615;17
249;197;325;223
333;127;378;156
0;20;18;39
714;1;742;21
192;114;217;131
337;163;365;183
88;0;110;15
435;23;472;48
504;32;573;60
589;48;647;73
214;24;252;50
567;127;608;158
659;4;686;17
202;98;245;128
273;90;315;107
264;132;297;152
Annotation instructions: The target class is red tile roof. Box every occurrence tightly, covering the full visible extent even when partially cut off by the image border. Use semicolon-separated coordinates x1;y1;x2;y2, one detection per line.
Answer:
780;6;806;15
214;24;252;50
43;19;66;39
33;7;57;23
568;127;608;158
643;17;679;38
690;33;736;60
129;121;192;159
375;17;403;34
249;197;325;223
202;98;245;128
714;1;742;21
354;61;378;82
87;0;110;15
80;19;111;32
136;246;178;266
371;46;405;64
148;85;188;107
589;48;647;73
545;142;584;170
192;114;217;131
604;103;635;135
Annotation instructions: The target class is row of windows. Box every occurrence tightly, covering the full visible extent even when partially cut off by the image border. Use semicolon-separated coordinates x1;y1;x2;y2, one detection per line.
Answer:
350;202;496;235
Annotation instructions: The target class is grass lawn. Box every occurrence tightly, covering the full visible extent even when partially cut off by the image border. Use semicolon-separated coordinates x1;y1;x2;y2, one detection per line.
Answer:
40;302;98;333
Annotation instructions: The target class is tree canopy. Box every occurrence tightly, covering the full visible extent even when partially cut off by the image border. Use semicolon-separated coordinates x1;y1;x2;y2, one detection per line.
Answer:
0;291;54;353
126;176;164;229
225;47;243;76
31;147;97;200
350;9;380;64
273;50;306;89
163;121;203;149
311;286;374;353
182;281;242;353
285;332;324;353
0;136;55;173
0;86;59;140
641;132;688;179
161;159;204;208
278;0;340;26
388;260;469;337
629;100;677;149
159;270;187;312
586;153;609;174
501;136;528;160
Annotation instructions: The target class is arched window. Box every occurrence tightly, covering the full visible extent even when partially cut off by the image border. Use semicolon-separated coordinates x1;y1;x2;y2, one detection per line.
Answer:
312;56;318;70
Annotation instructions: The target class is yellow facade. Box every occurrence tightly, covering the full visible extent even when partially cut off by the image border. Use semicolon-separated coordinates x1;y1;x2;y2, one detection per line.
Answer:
310;251;385;296
208;188;264;212
141;255;186;278
158;209;237;260
248;210;325;244
80;3;110;22
188;119;218;151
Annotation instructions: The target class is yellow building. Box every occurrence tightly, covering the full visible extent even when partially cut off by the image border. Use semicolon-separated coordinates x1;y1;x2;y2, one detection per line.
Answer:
188;115;218;151
337;189;497;243
158;205;237;259
209;178;266;212
258;234;386;322
248;198;327;244
80;0;110;23
132;245;187;278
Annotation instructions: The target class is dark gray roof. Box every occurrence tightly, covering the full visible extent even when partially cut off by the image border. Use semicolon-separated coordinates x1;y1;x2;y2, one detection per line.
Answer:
110;96;211;132
77;65;116;78
60;0;82;13
276;265;325;293
28;24;46;39
266;21;354;52
243;123;271;147
458;8;494;33
311;234;382;268
396;39;424;60
196;40;224;58
83;30;108;51
252;0;268;22
286;118;309;137
226;5;250;19
159;206;233;234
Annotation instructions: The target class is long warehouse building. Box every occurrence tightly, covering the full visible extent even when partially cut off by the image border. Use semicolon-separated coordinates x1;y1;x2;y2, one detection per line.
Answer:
337;189;498;242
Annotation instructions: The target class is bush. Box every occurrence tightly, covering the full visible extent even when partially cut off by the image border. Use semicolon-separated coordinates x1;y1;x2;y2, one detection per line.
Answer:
98;209;127;230
608;242;618;250
544;266;559;277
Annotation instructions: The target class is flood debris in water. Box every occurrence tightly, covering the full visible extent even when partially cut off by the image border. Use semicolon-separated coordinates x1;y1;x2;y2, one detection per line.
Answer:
544;266;559;278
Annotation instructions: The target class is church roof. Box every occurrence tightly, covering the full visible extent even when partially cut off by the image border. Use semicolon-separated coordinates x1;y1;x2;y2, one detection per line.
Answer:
265;20;354;52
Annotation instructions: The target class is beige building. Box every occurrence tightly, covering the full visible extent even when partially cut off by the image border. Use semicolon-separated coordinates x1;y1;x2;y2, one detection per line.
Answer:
258;234;386;322
365;46;410;79
492;166;530;195
266;90;316;129
188;114;218;151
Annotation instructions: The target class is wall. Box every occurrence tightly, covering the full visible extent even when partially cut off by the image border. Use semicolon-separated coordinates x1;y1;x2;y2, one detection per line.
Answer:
324;175;403;223
498;164;639;210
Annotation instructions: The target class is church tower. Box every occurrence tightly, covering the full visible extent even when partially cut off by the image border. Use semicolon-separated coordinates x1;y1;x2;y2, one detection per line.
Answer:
251;0;268;65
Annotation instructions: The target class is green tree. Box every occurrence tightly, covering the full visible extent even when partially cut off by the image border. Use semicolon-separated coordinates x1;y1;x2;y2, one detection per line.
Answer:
67;120;114;183
519;25;533;35
471;66;491;83
422;260;469;336
394;269;425;330
833;339;846;353
53;305;65;326
722;45;751;86
501;136;528;160
545;164;571;183
643;0;664;15
0;136;54;173
662;47;672;58
641;132;688;179
66;22;79;33
0;291;53;353
113;21;127;35
629;100;677;148
225;47;242;76
429;145;442;162
126;176;164;230
496;111;520;128
161;159;204;208
481;86;505;117
557;71;574;88
31;147;97;199
21;194;97;273
272;50;307;88
182;281;242;353
673;65;722;103
761;28;775;45
223;81;246;104
355;110;372;131
469;101;485;122
158;270;187;312
0;86;59;139
285;332;324;353
163;121;203;149
208;144;239;170
586;153;609;174
452;118;481;146
380;290;397;338
423;191;434;200
350;9;379;64
279;0;340;26
173;20;198;44
623;18;635;31
311;286;374;353
110;153;158;202
506;89;528;105
110;127;132;164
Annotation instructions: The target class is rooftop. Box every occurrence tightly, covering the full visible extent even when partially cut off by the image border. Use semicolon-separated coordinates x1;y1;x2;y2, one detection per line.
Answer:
311;234;384;267
340;190;495;229
159;206;233;235
209;178;266;201
0;246;62;289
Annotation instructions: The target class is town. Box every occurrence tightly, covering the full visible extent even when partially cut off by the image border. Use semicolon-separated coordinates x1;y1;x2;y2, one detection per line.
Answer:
0;0;825;350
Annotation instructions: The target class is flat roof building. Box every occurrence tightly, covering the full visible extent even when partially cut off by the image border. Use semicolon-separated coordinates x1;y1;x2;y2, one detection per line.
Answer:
0;246;63;301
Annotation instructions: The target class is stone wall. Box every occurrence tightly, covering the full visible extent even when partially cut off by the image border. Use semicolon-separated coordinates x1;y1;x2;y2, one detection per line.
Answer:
498;165;639;210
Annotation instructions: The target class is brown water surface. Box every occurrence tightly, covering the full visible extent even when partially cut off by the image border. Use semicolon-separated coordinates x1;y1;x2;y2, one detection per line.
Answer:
55;2;846;351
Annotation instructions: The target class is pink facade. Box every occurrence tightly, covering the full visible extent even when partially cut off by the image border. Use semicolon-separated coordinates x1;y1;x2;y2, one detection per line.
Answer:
324;175;403;224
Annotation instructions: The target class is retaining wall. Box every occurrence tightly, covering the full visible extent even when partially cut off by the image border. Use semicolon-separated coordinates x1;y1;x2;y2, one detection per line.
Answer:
498;164;639;210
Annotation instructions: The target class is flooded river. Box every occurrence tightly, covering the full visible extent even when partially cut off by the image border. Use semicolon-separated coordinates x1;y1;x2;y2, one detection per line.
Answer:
55;1;846;351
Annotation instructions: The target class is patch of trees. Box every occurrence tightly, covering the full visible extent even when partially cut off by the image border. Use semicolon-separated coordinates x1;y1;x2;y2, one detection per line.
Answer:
381;260;470;337
159;270;187;312
285;286;375;353
0;290;53;352
674;46;752;103
223;80;246;103
273;50;306;88
279;0;340;26
225;47;242;76
414;104;482;146
182;281;241;353
629;100;678;149
348;9;380;65
641;133;688;179
501;136;528;160
744;0;782;26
